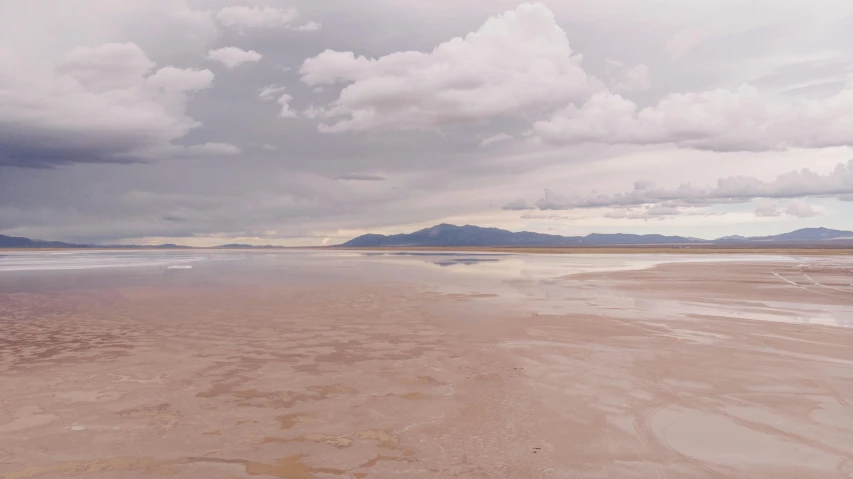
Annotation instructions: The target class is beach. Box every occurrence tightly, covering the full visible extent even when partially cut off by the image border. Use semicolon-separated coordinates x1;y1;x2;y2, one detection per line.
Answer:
1;251;852;478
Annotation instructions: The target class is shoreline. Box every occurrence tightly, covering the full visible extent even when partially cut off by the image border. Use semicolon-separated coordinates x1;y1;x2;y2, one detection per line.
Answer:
3;245;853;255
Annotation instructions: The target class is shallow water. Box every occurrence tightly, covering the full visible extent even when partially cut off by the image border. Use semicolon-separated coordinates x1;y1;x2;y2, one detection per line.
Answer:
1;250;850;328
2;250;853;478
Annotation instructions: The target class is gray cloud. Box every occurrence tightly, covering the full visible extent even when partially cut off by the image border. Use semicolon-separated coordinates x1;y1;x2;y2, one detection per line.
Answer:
215;6;297;28
335;174;387;181
215;5;321;32
508;160;853;210
603;204;680;220
0;43;217;167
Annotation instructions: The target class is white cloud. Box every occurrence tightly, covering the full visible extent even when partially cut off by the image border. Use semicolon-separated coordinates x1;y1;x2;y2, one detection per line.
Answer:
277;93;298;118
258;84;287;101
215;6;298;29
480;133;513;147
206;47;262;69
294;21;322;32
300;2;600;132
531;78;853;152
754;199;780;217
785;199;819;217
0;42;214;167
507;160;853;211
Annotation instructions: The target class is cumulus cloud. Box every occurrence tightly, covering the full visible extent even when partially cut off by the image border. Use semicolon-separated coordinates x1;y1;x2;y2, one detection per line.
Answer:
607;61;651;92
277;94;298;118
531;78;853;151
299;2;600;132
0;43;214;167
206;47;262;69
754;199;780;217
507;160;853;211
785;199;819;217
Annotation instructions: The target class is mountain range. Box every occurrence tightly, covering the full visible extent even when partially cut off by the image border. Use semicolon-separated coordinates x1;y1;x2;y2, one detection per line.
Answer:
339;224;853;247
2;225;853;249
0;234;187;249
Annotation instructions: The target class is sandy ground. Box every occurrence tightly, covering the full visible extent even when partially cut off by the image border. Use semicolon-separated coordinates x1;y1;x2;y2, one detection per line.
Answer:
1;259;852;478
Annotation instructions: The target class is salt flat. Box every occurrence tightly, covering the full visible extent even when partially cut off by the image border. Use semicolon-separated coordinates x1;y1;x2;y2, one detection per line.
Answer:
0;251;851;478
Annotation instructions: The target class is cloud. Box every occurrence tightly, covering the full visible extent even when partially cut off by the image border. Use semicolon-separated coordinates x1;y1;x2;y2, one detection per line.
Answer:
480;133;513;147
609;63;651;92
214;6;319;31
665;29;707;59
294;21;322;32
335;174;387;181
531;79;853;151
507;160;853;211
258;84;297;117
0;1;219;63
0;42;214;167
258;84;287;101
215;6;298;29
519;211;582;220
604;204;681;220
182;142;241;156
277;94;298;118
754;199;780;217
785;198;819;217
206;47;262;69
299;3;600;132
503;198;534;210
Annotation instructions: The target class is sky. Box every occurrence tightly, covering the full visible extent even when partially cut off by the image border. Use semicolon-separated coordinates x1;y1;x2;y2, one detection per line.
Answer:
1;0;853;246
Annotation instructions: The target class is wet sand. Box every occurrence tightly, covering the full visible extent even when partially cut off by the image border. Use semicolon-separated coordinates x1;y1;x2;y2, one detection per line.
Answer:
1;254;852;478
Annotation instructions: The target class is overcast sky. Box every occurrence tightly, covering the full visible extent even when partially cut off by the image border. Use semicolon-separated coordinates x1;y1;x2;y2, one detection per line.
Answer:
2;0;853;245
